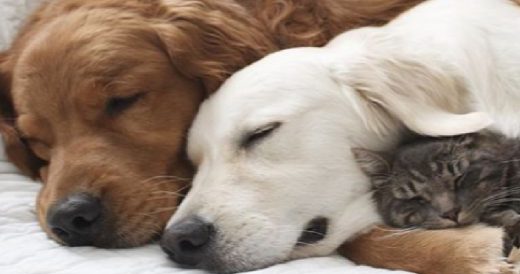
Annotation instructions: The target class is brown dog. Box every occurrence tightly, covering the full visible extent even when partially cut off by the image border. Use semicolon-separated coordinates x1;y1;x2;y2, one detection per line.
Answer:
1;0;510;273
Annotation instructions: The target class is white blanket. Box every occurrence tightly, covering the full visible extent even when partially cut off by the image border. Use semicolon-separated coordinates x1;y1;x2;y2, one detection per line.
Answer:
0;1;410;273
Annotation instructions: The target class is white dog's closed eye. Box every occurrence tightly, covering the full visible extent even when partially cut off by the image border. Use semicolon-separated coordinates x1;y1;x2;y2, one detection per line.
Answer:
331;54;493;137
241;122;282;148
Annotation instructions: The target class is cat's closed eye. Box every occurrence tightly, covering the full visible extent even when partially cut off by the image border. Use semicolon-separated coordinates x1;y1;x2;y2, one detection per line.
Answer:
404;212;423;225
409;197;427;204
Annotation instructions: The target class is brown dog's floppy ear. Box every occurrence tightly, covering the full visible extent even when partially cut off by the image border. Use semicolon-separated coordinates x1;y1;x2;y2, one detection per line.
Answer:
0;52;44;179
332;54;493;137
153;0;278;93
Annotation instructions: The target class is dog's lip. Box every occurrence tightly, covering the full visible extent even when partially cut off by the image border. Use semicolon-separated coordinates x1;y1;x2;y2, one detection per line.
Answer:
296;217;329;246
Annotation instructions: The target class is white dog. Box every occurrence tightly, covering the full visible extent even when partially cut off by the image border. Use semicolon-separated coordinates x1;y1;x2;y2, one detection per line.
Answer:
161;0;520;273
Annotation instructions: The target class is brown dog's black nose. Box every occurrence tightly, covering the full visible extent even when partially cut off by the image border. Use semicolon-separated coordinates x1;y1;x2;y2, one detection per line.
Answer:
160;216;214;267
47;193;103;246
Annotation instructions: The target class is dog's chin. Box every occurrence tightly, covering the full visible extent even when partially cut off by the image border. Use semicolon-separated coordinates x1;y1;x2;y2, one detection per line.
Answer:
184;244;291;274
195;219;332;274
200;259;286;274
289;239;335;261
206;246;328;274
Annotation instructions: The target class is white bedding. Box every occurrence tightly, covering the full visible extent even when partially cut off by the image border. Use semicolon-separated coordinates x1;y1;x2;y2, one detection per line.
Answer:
0;1;410;273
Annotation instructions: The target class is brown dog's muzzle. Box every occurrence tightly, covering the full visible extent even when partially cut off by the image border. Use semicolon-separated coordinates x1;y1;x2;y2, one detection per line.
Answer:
37;137;188;248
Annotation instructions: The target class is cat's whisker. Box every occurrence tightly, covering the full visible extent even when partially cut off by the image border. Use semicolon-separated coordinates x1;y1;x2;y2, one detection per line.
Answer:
373;226;419;233
481;190;520;205
468;199;485;214
486;198;520;206
376;227;421;239
500;158;520;164
480;189;516;203
375;227;422;239
485;195;520;203
419;220;451;229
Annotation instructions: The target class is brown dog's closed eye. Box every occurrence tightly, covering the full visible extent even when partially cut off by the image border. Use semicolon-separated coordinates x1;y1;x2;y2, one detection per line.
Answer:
105;93;145;117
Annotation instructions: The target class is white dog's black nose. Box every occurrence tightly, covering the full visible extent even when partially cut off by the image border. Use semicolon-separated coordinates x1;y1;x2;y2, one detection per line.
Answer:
160;216;214;266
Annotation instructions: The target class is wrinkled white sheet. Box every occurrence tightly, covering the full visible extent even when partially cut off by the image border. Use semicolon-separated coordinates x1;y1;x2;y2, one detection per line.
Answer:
0;1;411;273
0;0;42;50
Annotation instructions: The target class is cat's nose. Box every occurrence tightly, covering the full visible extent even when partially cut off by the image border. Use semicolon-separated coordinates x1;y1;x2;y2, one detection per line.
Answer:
442;207;461;222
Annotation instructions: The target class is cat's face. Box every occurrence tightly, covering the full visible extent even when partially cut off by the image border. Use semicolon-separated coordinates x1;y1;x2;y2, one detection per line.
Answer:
353;135;507;229
380;147;471;229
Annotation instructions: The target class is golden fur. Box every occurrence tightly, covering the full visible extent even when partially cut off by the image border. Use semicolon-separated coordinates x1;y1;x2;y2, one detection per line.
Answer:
1;0;510;273
341;226;515;274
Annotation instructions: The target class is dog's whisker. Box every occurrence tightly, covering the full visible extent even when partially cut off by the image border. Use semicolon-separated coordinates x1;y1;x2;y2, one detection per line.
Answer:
276;228;327;237
155;183;192;194
139;175;192;185
145;206;179;215
295;241;322;247
145;195;178;201
150;190;186;198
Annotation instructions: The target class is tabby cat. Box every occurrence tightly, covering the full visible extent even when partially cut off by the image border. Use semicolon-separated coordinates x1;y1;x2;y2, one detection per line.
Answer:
352;133;520;252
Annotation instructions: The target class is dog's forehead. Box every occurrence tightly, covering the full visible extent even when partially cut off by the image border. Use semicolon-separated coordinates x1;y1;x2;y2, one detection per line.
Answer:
12;11;171;118
200;48;334;127
188;49;334;160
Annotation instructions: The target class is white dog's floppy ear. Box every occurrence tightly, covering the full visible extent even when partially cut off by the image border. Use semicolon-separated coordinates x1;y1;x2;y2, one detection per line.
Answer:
332;56;493;136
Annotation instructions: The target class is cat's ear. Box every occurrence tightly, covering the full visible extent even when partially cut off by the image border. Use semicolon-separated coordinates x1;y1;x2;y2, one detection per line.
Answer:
351;148;391;187
331;54;493;137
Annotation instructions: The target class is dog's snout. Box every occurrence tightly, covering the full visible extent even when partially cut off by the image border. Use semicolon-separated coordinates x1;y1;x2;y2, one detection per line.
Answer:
160;216;214;267
47;193;103;246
